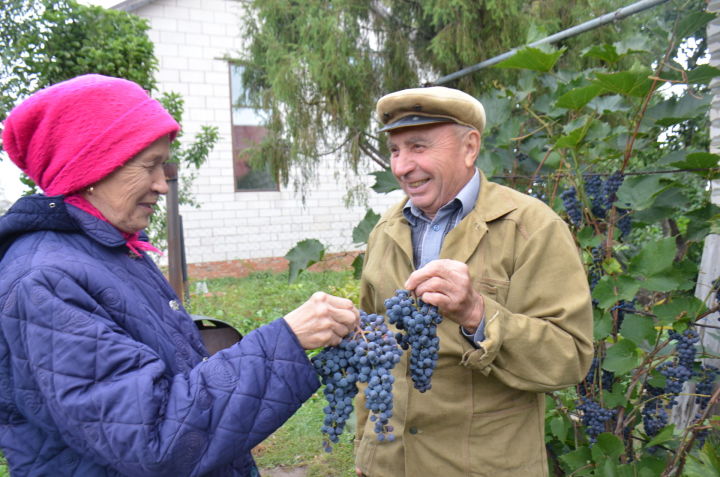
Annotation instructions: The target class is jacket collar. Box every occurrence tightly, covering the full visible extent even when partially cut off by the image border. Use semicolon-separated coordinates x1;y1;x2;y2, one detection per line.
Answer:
380;170;519;266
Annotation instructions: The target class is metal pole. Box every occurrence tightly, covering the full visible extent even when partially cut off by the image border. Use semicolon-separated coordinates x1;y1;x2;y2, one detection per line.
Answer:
164;162;184;302
430;0;671;86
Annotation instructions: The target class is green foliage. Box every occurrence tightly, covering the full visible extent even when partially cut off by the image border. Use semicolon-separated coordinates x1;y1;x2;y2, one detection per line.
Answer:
235;0;637;189
0;0;157;122
0;1;217;252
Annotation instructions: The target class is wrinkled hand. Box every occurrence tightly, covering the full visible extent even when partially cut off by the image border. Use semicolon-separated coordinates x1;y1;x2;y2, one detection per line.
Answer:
404;259;484;332
283;292;359;349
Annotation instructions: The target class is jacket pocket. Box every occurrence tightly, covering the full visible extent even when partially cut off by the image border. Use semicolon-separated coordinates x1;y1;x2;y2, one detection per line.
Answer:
474;277;510;306
468;400;547;476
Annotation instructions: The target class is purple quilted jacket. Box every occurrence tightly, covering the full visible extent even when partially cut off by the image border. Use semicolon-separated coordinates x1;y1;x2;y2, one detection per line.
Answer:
0;195;320;476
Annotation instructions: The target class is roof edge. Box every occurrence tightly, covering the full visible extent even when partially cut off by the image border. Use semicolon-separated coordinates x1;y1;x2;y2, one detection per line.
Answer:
111;0;157;12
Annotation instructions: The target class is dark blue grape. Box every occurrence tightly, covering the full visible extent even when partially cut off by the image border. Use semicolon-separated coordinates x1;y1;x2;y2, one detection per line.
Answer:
583;174;605;218
577;399;617;443
312;310;402;450
602;171;624;210
695;365;718;409
560;187;583;227
386;290;442;392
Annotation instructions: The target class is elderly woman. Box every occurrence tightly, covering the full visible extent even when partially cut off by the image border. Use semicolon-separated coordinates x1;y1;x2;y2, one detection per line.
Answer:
0;74;358;476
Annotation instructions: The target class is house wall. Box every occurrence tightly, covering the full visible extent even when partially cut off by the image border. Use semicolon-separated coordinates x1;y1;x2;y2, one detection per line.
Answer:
126;0;402;264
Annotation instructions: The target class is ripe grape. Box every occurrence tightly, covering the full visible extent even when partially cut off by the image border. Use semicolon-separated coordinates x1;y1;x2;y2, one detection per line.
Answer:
560;187;583;227
577;398;617;443
312;310;402;450
385;290;443;392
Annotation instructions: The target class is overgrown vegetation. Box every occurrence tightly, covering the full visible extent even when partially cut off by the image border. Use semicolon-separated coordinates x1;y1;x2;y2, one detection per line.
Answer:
0;0;218;248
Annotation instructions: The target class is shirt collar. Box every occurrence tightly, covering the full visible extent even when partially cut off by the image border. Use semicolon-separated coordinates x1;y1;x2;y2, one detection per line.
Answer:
403;169;480;224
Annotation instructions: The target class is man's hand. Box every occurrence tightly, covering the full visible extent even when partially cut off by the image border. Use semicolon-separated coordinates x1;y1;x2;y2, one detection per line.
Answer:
283;292;359;349
404;259;484;332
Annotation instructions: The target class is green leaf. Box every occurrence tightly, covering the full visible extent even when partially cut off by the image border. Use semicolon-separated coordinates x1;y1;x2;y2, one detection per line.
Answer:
653;296;706;326
478;94;513;132
588;94;628;114
644;92;711;127
670;152;720;179
550;416;568;441
676;11;716;40
284;239;325;283
560;446;592;471
352;209;380;244
351;253;364;280
629;237;676;277
556;84;603;110
594;308;613;341
578;227;603;248
619;315;657;347
555;124;589;148
602;384;628;408
495;46;565;72
370;169;399;194
646;424;675;447
583;43;620;63
593;275;641;310
603;339;641;374
614;175;668;211
597;433;624;459
593;70;653;98
686;204;720;241
687;64;720;85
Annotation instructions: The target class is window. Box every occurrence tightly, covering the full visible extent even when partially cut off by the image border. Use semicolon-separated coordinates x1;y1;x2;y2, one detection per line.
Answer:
229;64;277;191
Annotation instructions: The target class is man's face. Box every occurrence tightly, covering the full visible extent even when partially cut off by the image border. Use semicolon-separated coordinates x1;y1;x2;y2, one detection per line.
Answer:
388;123;478;219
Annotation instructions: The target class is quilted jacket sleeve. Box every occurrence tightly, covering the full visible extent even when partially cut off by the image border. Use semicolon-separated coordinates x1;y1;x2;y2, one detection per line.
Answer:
4;266;319;476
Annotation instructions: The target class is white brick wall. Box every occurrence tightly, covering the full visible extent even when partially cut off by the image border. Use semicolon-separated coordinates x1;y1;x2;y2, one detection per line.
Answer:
129;0;402;264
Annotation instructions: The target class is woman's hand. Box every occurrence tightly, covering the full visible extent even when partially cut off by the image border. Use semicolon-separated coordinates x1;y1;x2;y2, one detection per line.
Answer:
283;292;360;349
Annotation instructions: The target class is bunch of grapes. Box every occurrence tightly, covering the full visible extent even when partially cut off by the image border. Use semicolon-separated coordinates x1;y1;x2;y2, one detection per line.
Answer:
695;365;719;409
384;290;443;392
353;312;403;442
560;186;583;227
668;328;699;369
312;311;402;451
583;174;605;218
577;399;617;443
578;357;615;397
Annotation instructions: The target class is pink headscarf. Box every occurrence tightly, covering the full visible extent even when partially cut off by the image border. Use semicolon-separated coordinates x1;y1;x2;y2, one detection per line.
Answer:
2;74;180;196
2;74;180;255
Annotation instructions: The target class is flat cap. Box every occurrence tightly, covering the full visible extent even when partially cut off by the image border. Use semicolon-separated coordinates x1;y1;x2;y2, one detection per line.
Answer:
376;86;486;134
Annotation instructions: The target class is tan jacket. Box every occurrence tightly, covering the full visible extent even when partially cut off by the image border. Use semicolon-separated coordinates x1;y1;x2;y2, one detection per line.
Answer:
355;171;593;477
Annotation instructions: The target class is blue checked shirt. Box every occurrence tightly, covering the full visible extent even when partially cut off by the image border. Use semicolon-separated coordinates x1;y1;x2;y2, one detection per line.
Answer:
402;169;486;343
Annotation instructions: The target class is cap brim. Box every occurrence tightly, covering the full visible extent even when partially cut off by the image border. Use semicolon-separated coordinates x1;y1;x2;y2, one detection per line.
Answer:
378;115;455;133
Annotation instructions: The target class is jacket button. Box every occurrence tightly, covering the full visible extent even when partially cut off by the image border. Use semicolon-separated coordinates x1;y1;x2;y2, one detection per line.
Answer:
408;427;418;434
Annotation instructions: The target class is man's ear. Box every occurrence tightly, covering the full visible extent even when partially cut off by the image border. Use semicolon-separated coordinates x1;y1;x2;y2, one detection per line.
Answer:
463;129;481;168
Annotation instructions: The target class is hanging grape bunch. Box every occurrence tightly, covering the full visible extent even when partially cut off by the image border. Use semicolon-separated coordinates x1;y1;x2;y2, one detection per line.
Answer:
384;289;443;392
312;310;402;451
559;171;632;238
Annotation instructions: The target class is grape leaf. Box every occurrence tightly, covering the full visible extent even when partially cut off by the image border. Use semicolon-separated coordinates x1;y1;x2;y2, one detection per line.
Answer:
352;209;380;244
285;239;325;283
603;340;641;374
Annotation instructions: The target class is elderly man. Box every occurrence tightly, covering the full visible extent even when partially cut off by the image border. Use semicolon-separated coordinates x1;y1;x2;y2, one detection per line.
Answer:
354;87;593;476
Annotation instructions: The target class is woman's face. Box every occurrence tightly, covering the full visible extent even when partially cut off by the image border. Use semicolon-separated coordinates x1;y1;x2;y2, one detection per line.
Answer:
85;136;170;234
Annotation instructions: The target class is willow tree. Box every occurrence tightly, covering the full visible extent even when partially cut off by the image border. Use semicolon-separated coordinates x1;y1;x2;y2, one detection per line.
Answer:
234;0;664;190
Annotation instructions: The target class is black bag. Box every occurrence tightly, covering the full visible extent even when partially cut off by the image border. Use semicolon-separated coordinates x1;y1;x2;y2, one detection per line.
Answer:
192;315;243;355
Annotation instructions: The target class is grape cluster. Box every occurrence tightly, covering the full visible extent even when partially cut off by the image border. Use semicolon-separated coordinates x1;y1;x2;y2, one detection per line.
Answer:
695;365;718;409
668;328;699;369
657;361;692;405
577;399;617;443
560;187;583;227
583;174;605;218
385;290;443;392
641;395;669;438
312;311;402;451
